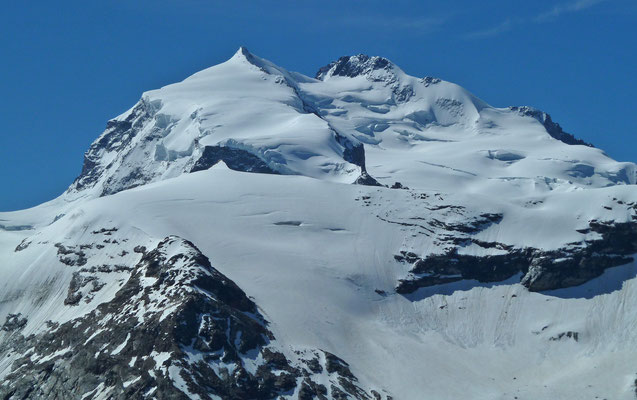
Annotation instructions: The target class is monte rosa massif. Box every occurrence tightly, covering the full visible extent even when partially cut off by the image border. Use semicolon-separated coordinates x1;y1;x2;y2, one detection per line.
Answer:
1;47;637;399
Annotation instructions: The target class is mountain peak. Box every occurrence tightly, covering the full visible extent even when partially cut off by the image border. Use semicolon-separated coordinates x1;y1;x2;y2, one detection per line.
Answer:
226;46;288;77
315;54;398;80
230;45;260;65
233;45;253;60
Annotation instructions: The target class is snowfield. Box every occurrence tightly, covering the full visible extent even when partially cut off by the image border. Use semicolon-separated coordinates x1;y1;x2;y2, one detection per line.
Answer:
1;48;637;399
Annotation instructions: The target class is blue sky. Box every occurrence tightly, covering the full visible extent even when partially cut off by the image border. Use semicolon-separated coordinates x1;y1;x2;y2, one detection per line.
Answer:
1;0;635;210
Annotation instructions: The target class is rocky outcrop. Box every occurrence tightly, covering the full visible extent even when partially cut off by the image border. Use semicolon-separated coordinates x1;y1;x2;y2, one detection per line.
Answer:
0;236;385;399
521;219;637;291
549;331;579;342
354;172;383;187
55;242;88;267
191;145;279;174
315;55;392;80
397;218;637;294
70;99;157;193
509;106;592;147
1;314;27;332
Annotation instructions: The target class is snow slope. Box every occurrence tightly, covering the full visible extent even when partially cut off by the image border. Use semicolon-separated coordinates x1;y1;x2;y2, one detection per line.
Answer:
1;48;637;399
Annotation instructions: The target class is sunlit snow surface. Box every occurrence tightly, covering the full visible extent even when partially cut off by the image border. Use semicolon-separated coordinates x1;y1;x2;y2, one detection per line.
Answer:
2;48;637;399
64;47;635;199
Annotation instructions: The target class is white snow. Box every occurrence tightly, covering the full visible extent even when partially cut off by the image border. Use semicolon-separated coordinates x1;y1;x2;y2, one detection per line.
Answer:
111;333;130;355
122;375;141;388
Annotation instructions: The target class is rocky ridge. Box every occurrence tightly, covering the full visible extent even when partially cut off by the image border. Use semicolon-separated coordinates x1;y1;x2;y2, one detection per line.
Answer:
0;237;387;399
358;189;637;294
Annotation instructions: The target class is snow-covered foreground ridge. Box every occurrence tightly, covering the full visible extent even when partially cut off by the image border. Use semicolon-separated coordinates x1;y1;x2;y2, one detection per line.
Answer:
1;48;637;399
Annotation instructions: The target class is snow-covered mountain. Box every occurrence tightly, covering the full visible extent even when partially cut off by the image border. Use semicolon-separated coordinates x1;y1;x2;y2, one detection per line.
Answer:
1;47;637;399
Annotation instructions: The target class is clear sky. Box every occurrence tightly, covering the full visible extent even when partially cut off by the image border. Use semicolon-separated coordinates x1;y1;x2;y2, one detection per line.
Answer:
1;0;635;211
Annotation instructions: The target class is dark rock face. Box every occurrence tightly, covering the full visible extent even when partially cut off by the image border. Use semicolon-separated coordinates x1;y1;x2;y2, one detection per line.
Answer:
331;129;383;187
316;55;392;80
354;172;383;187
103;167;148;196
1;314;27;332
70;99;156;193
390;182;408;190
190;146;279;174
396;250;525;294
429;213;503;234
0;236;384;399
335;133;366;170
55;242;88;267
396;218;637;294
509;106;593;147
521;220;637;291
421;76;441;86
549;331;579;342
14;238;31;252
64;271;104;306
